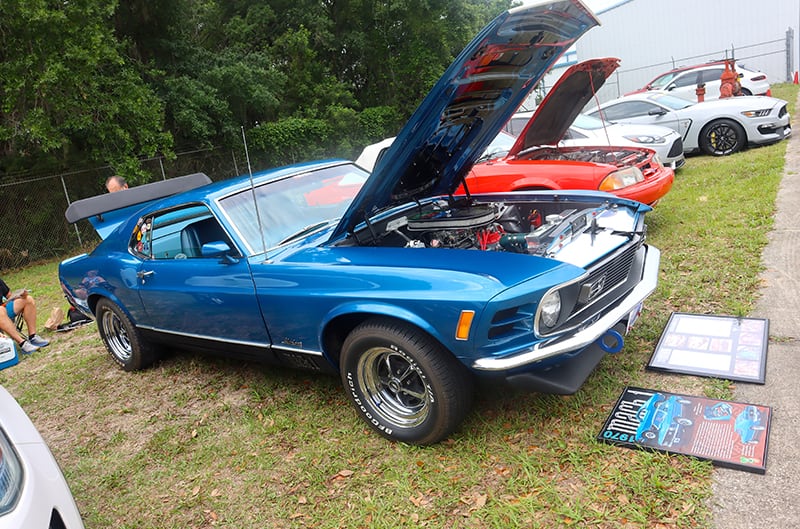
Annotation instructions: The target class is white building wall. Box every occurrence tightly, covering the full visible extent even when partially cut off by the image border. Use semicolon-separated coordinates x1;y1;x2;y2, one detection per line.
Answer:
538;0;799;106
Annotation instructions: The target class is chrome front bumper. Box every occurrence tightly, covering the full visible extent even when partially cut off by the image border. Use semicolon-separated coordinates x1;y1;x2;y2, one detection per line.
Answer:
472;245;661;371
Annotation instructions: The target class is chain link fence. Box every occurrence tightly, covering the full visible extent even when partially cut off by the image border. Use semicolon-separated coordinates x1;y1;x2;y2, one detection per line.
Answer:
0;145;254;271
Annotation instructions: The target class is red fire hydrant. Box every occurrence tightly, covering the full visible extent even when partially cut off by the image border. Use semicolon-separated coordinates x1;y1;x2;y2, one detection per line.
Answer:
696;83;706;102
719;59;741;98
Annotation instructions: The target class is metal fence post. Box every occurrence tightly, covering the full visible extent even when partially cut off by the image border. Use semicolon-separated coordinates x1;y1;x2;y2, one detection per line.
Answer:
787;27;795;82
60;175;82;247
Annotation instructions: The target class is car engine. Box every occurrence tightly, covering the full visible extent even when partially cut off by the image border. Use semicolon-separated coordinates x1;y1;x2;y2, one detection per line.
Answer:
523;146;651;167
362;198;630;260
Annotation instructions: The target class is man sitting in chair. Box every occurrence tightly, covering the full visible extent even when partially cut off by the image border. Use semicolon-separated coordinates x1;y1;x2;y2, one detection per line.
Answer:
0;307;40;354
1;278;49;352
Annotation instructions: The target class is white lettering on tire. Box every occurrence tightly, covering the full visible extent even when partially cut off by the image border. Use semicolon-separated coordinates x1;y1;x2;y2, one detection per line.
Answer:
347;371;393;435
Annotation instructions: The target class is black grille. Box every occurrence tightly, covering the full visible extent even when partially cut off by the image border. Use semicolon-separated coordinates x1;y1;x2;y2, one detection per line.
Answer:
574;242;640;312
667;138;684;158
538;239;643;338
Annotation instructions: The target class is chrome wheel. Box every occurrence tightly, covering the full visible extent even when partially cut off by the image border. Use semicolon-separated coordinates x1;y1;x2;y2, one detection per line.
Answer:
340;318;474;444
95;298;157;371
357;347;430;428
101;310;132;363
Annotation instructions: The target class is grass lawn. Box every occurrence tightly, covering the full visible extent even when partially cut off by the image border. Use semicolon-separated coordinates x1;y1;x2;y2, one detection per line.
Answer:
1;83;796;528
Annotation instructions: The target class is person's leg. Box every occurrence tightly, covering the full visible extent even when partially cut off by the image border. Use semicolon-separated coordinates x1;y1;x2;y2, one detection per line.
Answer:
1;308;25;344
11;297;48;347
12;297;36;335
0;307;37;352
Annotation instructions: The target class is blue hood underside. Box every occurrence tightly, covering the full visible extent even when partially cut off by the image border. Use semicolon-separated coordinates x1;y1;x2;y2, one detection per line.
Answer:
333;0;599;239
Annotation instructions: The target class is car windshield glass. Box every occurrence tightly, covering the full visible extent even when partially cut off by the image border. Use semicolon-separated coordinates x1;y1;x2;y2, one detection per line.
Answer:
218;164;369;254
649;72;678;89
650;93;695;110
480;131;516;161
572;113;607;130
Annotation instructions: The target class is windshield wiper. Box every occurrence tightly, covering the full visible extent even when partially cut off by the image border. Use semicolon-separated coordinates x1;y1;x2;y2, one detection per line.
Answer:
279;221;333;245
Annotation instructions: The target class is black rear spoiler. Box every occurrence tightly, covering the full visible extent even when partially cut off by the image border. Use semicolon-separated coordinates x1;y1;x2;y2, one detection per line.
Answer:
65;173;212;223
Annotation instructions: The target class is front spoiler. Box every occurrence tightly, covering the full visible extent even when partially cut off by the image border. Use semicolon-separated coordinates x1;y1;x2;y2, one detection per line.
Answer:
472;245;660;371
500;322;627;394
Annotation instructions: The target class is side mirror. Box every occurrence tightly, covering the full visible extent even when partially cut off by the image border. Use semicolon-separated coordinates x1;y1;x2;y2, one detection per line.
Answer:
648;108;667;116
201;241;238;263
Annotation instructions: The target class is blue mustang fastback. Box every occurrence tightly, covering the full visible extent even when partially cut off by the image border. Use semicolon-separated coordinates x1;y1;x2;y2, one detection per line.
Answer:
59;0;660;444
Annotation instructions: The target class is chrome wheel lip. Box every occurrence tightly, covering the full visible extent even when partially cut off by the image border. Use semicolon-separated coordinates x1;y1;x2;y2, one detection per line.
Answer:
101;310;133;362
357;347;430;428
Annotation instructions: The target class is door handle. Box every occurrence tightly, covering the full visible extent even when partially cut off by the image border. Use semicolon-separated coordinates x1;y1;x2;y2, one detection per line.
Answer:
136;269;155;283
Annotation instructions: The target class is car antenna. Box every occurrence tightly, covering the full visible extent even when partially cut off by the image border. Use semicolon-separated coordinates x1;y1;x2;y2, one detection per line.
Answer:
241;125;268;259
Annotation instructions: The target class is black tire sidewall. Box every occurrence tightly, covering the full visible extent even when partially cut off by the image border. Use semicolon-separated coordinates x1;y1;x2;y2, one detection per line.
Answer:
96;298;153;371
341;320;472;445
343;339;439;444
700;118;745;156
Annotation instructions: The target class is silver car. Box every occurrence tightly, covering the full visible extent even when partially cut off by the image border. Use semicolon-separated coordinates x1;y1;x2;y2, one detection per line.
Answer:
588;91;790;156
505;111;686;169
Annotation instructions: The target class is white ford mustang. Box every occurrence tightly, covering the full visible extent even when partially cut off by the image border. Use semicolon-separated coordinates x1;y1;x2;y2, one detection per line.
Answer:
587;91;790;156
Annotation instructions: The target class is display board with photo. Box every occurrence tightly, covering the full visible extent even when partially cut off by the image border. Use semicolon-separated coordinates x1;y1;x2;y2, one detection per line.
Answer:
647;313;768;384
598;387;771;474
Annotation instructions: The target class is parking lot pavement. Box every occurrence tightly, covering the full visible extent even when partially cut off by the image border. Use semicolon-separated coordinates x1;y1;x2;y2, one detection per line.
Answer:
712;92;800;528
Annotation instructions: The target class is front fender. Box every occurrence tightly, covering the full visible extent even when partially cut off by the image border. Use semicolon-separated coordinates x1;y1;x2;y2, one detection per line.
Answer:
320;299;488;366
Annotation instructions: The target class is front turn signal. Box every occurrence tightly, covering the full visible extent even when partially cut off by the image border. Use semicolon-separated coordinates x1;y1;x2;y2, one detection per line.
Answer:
456;310;475;341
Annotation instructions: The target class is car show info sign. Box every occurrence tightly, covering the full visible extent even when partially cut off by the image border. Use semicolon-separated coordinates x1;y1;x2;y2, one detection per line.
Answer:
647;312;768;384
598;386;771;474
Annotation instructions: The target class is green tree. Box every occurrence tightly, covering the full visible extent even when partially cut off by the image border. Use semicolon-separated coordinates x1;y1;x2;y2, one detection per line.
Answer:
0;0;171;178
1;0;516;175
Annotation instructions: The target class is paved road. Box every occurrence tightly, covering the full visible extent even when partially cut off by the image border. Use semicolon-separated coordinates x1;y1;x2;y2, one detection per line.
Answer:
712;92;800;528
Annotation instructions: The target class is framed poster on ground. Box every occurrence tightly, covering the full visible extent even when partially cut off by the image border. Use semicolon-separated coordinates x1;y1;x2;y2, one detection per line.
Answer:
647;312;768;384
597;386;771;474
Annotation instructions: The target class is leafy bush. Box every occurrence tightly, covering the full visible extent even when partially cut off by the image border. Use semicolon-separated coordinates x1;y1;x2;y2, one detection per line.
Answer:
248;117;332;166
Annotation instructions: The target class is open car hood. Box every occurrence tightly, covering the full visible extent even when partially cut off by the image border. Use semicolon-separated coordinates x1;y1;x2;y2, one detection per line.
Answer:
509;57;619;155
332;0;599;239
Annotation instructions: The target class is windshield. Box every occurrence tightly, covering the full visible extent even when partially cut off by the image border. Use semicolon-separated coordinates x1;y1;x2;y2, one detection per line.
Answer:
649;72;678;89
650;93;695;110
218;164;369;254
480;131;517;162
572;113;608;131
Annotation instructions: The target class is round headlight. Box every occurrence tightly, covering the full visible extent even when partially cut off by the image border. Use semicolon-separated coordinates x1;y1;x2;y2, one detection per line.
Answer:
540;290;562;328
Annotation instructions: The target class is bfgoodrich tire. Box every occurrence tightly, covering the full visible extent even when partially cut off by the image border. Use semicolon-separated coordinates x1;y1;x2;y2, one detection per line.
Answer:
95;298;157;371
340;318;474;445
699;118;746;156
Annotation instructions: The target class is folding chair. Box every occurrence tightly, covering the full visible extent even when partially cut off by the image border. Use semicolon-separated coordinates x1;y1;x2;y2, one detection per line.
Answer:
15;312;27;341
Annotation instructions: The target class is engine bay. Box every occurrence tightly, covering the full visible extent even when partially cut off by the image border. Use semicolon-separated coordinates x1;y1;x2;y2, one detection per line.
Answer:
521;146;651;167
346;196;642;262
